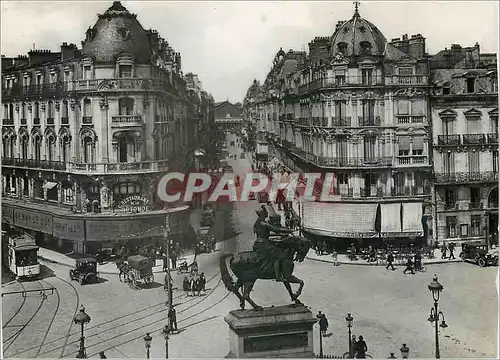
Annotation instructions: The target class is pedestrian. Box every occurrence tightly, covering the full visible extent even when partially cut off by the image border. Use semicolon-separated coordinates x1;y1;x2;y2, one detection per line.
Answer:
331;250;338;266
386;251;396;271
99;351;107;359
316;311;329;337
351;335;358;358
162;254;169;272
448;242;455;260
200;272;206;292
356;335;368;359
170;251;177;270
403;257;415;274
168;306;178;332
440;243;447;259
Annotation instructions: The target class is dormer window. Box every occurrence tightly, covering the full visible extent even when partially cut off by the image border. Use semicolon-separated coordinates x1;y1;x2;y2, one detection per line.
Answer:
466;77;475;93
337;42;348;55
360;41;372;54
443;83;451;95
119;65;132;78
399;67;413;76
83;66;92;80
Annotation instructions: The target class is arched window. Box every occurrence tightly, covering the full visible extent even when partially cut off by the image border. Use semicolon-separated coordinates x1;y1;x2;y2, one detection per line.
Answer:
46;133;56;162
83;137;94;163
62;100;69;118
337;42;348;54
47;101;54;119
34;102;40;119
360;41;372;54
21;134;29;160
33;134;42;161
119;97;134;115
60;132;71;163
83;99;92;124
9;104;14;120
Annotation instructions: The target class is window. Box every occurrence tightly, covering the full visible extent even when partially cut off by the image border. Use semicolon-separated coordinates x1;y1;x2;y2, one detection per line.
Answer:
83;137;94;163
47;136;56;162
466;117;480;133
412;136;424;156
112;182;142;204
21;136;28;160
443;152;455;173
466;78;475;93
337;42;348;54
362;100;375;123
363;136;376;160
22;178;29;196
335;75;346;85
36;74;42;86
445;217;457;238
61;138;70;163
119;65;132;78
493;150;499;173
471;215;482;237
119;97;134;115
411;100;424;115
399;67;413;76
34;180;43;198
3;104;8;119
468;151;480;173
361;69;373;85
445;189;456;205
62;100;69;119
34;136;42;161
442;120;454;135
47;101;54;119
63;186;74;203
470;187;480;204
336;135;348;160
34;102;40;119
334;101;347;120
83;99;92;118
9;104;14;120
21;103;26;119
359;41;372;54
50;72;57;83
84;66;92;80
442;84;451;95
2;139;8;158
398;99;409;115
398;136;410;156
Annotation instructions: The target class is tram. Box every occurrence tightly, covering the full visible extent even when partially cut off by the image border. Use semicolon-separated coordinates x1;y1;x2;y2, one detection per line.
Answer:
2;230;40;280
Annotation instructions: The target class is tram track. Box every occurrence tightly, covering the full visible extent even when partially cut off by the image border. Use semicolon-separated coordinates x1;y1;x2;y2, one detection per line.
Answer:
2;281;28;329
14;270;222;359
64;277;226;358
33;279;61;358
2;280;47;354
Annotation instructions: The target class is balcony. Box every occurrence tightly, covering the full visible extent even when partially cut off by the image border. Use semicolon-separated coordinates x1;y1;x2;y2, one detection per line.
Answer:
360;187;385;198
396;156;428;165
47;118;55;125
82;116;93;124
358;116;381;127
111;115;144;127
331;116;351;127
332;187;354;198
437;135;461;146
469;202;483;210
444;203;458;211
2;82;71;100
396;115;426;124
61;117;69;125
435;172;499;184
309;155;393;168
385;75;428;86
391;186;431;196
463;134;486;145
487;133;498;144
2;119;14;126
298;75;384;95
1;158;67;171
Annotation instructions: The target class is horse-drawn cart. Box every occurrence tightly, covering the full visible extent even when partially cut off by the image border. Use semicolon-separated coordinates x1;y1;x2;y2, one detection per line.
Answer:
121;255;154;289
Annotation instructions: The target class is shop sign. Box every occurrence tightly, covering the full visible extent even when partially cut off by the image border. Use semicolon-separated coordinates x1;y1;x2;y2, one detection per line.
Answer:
85;216;164;242
119;196;151;213
13;208;53;234
2;204;14;224
53;217;85;241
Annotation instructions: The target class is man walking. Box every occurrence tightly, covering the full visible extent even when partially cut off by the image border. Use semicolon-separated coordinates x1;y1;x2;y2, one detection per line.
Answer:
168;306;178;332
316;311;329;337
440;243;448;259
356;335;368;359
448;242;455;260
403;256;415;274
386;251;396;271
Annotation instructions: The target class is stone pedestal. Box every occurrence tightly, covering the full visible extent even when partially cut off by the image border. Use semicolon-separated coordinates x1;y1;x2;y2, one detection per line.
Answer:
225;304;317;358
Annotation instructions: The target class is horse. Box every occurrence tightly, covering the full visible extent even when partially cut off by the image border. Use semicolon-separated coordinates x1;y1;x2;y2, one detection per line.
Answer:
115;260;130;282
219;235;311;310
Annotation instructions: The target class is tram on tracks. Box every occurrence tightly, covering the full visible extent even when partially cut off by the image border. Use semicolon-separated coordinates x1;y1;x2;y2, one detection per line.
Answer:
2;230;40;280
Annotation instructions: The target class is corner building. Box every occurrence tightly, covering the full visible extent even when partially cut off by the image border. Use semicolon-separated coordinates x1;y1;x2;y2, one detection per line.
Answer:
1;1;215;254
245;8;435;249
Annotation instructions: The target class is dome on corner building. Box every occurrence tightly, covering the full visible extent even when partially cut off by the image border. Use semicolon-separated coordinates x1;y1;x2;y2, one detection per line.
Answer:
330;11;387;57
82;1;152;63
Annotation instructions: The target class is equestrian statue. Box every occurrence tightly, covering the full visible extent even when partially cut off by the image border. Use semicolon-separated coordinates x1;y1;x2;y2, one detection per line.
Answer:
220;207;311;310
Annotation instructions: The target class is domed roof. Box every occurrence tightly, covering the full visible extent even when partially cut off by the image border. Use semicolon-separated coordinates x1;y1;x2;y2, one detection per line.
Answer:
82;1;151;63
330;8;386;57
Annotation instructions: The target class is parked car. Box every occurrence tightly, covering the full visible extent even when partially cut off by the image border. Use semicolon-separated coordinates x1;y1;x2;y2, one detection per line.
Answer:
459;242;499;267
70;257;99;285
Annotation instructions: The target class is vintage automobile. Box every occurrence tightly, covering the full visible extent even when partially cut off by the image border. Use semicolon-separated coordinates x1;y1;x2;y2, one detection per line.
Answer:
459;242;499;267
95;247;118;264
198;227;216;253
69;257;99;285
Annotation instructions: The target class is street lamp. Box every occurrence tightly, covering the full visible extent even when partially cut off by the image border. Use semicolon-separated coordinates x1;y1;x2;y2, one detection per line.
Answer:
428;275;448;359
345;313;354;359
162;325;171;359
144;333;152;359
73;305;91;359
400;344;410;359
316;311;324;359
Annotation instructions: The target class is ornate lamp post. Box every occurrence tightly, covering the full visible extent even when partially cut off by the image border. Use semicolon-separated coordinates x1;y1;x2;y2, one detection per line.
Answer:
400;344;410;359
162;325;171;359
345;313;354;358
428;275;448;359
144;333;152;359
73;305;91;359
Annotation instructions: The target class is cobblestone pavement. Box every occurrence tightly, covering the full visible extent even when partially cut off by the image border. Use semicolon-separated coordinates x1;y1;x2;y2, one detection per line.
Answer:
2;150;497;358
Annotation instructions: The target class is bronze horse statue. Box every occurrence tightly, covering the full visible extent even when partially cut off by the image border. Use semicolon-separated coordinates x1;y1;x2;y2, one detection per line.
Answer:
219;235;311;310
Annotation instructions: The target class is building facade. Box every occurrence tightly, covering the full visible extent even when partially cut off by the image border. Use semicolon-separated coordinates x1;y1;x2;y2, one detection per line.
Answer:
430;44;498;246
1;1;215;254
244;7;443;249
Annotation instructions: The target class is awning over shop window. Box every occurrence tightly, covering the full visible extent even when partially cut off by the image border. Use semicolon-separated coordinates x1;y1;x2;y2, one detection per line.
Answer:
42;181;58;190
380;203;402;233
402;202;423;233
302;201;378;235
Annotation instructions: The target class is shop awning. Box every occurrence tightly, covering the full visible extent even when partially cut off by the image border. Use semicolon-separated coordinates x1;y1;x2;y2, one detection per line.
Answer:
402;202;423;233
380;203;402;233
302;201;378;235
42;181;58;190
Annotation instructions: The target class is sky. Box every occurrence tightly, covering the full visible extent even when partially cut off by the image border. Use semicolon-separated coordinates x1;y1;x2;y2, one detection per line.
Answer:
1;1;498;103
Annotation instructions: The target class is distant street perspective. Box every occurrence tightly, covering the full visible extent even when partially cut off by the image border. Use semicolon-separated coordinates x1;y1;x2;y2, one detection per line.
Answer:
1;1;498;359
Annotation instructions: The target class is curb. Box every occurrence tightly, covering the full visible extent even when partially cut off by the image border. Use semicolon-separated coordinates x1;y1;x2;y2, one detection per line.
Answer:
306;256;463;267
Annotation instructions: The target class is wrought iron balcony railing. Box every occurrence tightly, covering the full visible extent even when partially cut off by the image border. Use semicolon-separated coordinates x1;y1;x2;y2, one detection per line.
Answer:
396;115;426;124
396;156;428;165
487;133;498;144
444;203;458;211
82;116;93;124
47;117;55;125
469;202;483;210
61;117;69;125
391;186;432;196
463;134;486;145
437;135;461;145
20;118;27;125
298;75;384;94
385;75;428;85
111;115;144;124
360;187;385;198
435;172;498;183
1;158;67;170
307;155;393;168
358;116;381;127
2;119;14;126
331;116;351;127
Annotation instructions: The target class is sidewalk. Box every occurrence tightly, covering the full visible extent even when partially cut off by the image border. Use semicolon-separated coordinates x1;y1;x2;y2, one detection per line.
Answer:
38;247;198;275
306;249;463;266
